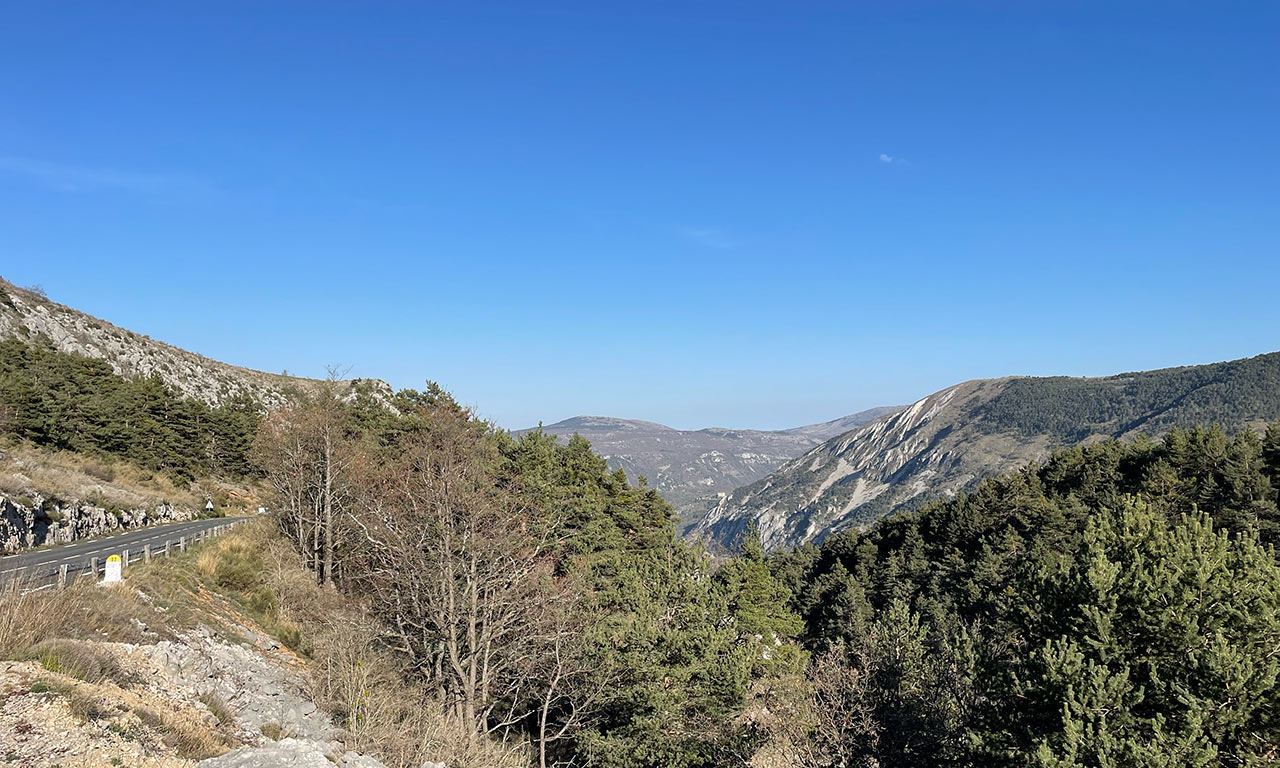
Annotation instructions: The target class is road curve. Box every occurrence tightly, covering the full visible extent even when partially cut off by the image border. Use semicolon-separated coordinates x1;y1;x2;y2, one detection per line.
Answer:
0;516;250;587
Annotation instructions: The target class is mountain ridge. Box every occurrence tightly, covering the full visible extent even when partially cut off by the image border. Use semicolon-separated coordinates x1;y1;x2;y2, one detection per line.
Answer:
0;278;389;408
689;352;1280;552
522;406;901;525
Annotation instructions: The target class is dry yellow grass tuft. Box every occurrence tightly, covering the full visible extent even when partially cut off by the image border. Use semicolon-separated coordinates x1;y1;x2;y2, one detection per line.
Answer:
0;579;155;659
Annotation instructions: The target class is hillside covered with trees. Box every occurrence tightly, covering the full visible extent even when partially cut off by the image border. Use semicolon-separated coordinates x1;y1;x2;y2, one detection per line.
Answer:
693;351;1280;552
252;381;807;768
0;338;261;482
255;373;1280;767
769;424;1280;766
4;327;1280;766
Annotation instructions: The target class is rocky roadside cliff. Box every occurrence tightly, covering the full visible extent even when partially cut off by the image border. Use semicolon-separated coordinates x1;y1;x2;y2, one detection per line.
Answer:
0;492;196;553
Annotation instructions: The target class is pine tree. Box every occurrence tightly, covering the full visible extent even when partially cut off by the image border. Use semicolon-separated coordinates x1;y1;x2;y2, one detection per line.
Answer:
998;499;1280;767
715;523;805;676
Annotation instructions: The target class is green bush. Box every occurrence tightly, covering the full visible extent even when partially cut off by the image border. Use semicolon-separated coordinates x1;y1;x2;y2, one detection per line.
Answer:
248;587;278;616
212;546;263;592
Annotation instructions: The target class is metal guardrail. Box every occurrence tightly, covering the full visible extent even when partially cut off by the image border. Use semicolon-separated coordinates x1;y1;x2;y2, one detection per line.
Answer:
2;519;248;594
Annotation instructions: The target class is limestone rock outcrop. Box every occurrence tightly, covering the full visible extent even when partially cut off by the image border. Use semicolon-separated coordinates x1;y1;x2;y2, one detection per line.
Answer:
0;492;194;553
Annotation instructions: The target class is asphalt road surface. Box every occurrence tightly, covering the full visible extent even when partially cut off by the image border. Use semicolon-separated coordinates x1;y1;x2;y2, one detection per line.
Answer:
0;516;248;588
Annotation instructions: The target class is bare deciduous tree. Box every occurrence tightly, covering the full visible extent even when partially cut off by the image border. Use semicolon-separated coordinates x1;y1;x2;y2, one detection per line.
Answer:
746;647;880;768
348;406;558;740
530;584;615;768
252;368;360;585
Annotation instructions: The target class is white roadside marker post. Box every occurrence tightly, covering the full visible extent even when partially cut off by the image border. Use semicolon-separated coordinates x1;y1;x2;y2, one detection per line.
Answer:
103;554;123;584
57;564;68;589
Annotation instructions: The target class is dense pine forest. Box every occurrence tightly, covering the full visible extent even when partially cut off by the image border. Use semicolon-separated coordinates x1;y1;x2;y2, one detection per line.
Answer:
0;338;260;481
4;337;1280;766
771;425;1280;766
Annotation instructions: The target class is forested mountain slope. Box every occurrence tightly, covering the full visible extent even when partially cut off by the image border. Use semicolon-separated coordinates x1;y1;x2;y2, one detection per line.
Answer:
523;407;899;526
764;424;1280;767
692;351;1280;551
0;278;386;409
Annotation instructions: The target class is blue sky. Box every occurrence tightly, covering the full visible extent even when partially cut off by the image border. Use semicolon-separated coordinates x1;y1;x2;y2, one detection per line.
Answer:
1;2;1277;430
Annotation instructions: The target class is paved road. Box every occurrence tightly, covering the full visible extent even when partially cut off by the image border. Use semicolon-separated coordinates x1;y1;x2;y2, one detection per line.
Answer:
0;516;249;588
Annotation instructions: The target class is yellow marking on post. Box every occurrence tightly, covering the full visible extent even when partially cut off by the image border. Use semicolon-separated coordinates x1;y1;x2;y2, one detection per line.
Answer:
107;555;122;563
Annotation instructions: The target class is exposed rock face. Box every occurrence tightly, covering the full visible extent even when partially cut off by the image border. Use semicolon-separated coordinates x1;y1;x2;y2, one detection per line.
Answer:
692;380;1013;551
0;279;392;409
522;407;900;529
197;739;343;768
154;621;390;768
691;351;1280;552
0;492;194;553
148;624;336;744
198;738;390;767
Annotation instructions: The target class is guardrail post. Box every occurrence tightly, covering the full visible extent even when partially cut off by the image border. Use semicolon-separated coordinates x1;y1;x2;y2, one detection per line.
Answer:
57;564;68;589
165;540;171;557
91;556;99;579
179;536;186;552
144;544;151;564
122;548;129;568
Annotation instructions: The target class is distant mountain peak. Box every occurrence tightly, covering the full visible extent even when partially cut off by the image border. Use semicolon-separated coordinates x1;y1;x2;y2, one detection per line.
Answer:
541;416;676;432
520;407;899;527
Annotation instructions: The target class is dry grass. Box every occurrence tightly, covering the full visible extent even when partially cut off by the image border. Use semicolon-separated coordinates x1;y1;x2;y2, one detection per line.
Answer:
0;580;156;660
199;691;237;729
157;711;228;760
260;721;284;740
66;687;115;721
129;704;225;758
0;440;198;511
21;638;139;687
0;438;265;519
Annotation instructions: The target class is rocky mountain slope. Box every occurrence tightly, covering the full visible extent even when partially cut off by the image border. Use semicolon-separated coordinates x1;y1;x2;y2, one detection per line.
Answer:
776;407;903;440
691;351;1280;551
522;407;899;526
0;278;387;409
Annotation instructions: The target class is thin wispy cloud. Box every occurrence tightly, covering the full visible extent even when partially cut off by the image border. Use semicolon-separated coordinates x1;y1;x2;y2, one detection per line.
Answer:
0;155;208;195
878;153;911;166
680;226;736;250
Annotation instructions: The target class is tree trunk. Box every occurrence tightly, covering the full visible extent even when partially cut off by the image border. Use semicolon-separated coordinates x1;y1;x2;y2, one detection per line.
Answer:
323;429;334;587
